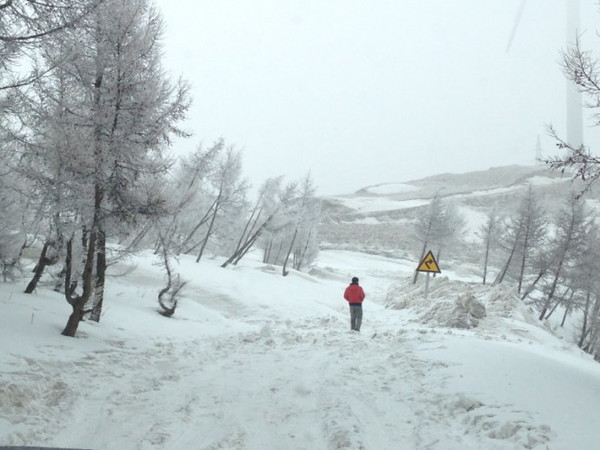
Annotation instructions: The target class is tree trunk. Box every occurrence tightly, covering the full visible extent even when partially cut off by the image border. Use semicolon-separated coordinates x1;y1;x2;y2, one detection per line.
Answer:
544;286;570;321
560;290;575;327
282;227;298;277
520;261;551;302
293;229;313;271
578;291;592;348
222;210;275;268
263;238;273;264
25;241;51;294
493;229;521;285
482;241;490;285
62;306;87;337
539;255;566;320
196;200;220;262
62;234;96;337
89;230;106;322
517;233;529;293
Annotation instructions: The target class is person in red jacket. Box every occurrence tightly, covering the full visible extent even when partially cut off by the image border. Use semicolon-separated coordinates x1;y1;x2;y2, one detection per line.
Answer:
344;276;365;331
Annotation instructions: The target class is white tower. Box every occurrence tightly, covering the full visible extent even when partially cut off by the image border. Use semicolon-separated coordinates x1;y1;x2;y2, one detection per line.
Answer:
507;0;584;149
566;0;583;148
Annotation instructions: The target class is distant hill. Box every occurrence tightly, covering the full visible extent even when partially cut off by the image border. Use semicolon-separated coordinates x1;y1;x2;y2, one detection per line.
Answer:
318;164;596;260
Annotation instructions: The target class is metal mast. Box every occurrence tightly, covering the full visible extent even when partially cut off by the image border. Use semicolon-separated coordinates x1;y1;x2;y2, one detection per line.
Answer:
566;0;583;148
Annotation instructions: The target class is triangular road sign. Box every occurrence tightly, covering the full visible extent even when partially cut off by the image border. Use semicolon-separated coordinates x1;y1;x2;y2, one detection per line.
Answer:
416;250;441;273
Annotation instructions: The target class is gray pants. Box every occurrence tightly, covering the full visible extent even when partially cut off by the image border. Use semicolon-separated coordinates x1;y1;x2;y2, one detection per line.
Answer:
349;304;362;331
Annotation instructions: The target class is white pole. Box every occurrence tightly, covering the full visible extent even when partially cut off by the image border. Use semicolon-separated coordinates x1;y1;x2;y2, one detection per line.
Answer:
566;0;583;148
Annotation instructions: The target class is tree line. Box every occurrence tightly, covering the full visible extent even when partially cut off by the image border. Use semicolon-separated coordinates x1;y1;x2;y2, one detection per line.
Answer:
411;184;600;362
0;0;321;336
411;28;600;363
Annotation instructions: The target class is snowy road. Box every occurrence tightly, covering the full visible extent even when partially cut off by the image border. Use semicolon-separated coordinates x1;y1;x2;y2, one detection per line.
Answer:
2;250;599;449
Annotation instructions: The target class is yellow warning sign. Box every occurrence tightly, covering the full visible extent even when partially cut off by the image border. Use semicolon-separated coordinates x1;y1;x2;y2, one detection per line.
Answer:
416;250;441;273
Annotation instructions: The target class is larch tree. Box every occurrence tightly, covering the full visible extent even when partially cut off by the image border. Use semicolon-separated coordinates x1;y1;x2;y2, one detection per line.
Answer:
515;185;547;293
195;143;247;262
290;174;321;272
0;1;105;283
538;194;591;321
545;33;600;194
281;172;321;276
493;215;523;286
571;224;600;350
165;140;222;255
221;177;284;268
23;0;190;336
412;192;465;284
476;209;501;285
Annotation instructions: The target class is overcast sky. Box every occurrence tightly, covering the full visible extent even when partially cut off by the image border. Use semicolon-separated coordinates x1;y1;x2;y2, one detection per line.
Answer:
155;0;600;195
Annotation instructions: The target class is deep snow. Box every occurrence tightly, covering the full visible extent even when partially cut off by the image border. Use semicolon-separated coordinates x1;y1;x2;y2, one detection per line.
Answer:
1;248;600;450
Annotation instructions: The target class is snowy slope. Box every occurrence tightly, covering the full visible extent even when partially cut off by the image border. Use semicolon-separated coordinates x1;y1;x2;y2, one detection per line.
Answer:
318;165;591;257
1;248;600;450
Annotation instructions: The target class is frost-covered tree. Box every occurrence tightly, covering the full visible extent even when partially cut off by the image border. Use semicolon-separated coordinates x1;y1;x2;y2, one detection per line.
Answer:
152;140;222;255
499;185;546;291
412;192;465;283
15;0;190;336
221;177;284;268
195;143;247;262
259;172;322;276
0;1;104;89
0;1;106;281
261;180;298;268
545;33;600;195
156;139;248;260
289;175;321;272
476;209;501;285
538;194;591;321
515;186;547;293
493;186;546;289
554;221;600;340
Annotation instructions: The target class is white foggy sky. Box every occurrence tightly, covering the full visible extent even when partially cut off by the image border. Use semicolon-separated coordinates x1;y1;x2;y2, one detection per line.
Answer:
156;0;600;195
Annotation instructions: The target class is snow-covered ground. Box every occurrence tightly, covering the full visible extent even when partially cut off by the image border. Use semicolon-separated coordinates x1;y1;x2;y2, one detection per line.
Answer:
1;249;600;450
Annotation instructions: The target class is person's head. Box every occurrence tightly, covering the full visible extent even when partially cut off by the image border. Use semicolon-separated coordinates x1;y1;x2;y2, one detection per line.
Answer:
351;276;359;284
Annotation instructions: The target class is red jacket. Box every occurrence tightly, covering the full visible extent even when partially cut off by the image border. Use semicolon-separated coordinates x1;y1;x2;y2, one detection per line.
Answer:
344;284;365;304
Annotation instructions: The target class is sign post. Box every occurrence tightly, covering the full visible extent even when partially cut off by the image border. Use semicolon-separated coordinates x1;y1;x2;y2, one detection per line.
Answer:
416;250;441;299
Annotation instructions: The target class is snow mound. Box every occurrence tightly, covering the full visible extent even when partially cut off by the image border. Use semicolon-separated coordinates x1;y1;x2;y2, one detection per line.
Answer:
385;277;530;329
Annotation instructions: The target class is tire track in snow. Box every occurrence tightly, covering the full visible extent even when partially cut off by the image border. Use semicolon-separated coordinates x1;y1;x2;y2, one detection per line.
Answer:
1;305;553;449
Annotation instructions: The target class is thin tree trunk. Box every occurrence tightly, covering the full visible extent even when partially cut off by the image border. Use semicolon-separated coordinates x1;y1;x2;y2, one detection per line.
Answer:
560;290;575;327
89;230;106;322
181;199;216;254
520;262;551;302
222;208;273;268
578;292;591;348
544;286;570;321
282;227;298;277
263;238;273;264
196;194;221;263
539;254;566;320
482;241;491;285
493;229;521;285
293;229;313;270
517;233;529;293
25;241;54;293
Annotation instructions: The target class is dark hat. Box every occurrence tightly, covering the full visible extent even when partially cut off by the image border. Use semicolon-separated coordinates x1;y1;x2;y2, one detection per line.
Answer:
351;277;359;284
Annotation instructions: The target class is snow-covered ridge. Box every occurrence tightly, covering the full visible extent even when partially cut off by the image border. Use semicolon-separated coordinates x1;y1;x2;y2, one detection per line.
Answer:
362;182;419;195
319;165;582;254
